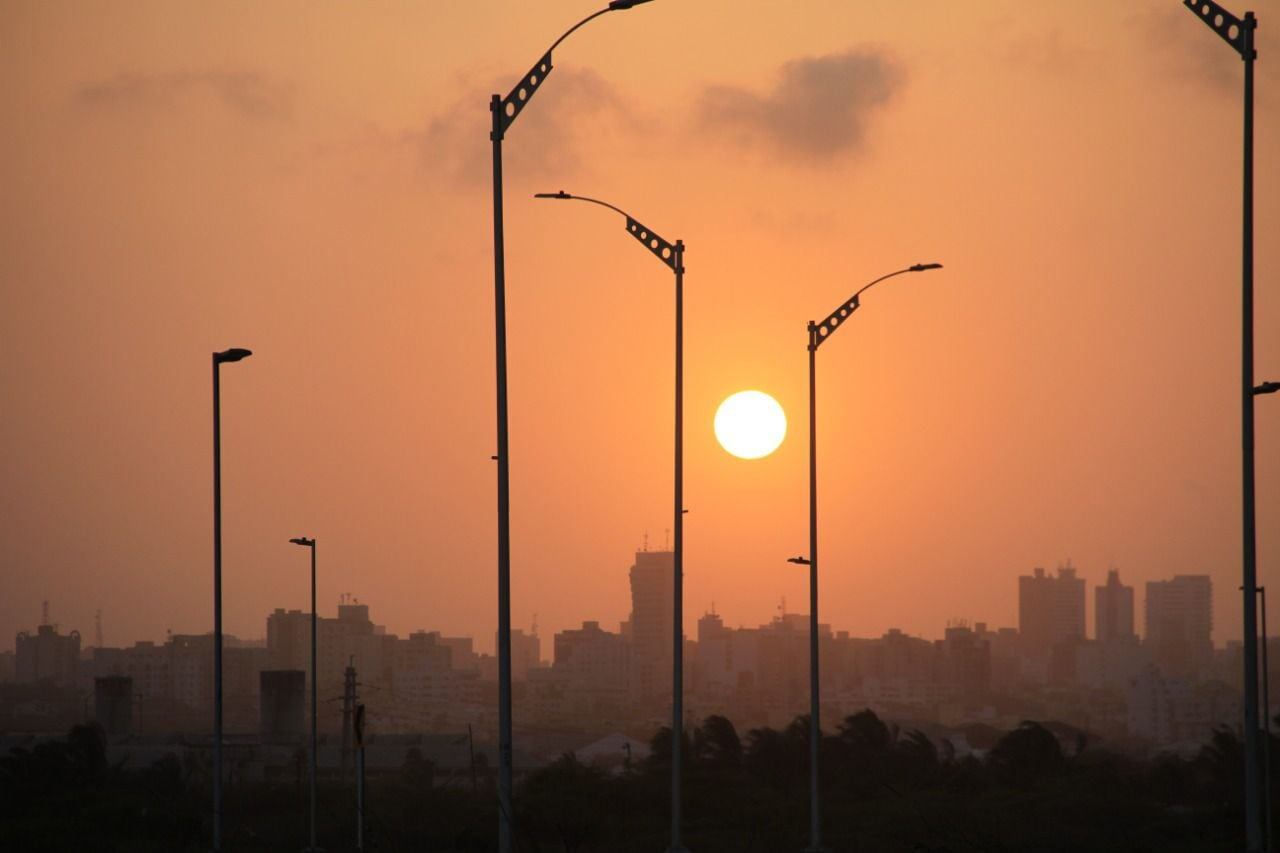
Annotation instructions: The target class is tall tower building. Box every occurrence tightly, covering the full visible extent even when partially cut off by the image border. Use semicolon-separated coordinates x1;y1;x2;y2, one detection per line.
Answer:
629;549;674;702
1018;564;1085;660
1095;569;1136;644
1145;575;1213;674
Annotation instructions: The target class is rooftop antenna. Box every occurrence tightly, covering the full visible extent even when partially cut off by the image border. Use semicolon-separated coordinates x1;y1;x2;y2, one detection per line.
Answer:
531;614;539;638
41;600;49;627
642;531;649;553
95;609;103;648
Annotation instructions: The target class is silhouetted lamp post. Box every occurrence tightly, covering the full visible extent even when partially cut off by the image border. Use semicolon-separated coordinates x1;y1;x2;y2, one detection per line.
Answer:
1181;2;1262;847
290;536;319;852
535;189;688;852
211;346;251;853
1262;585;1274;853
488;5;652;850
791;263;941;852
1260;386;1278;852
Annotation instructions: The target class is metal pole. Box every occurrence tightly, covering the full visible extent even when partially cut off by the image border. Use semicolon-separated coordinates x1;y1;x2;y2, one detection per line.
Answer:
309;541;318;852
342;661;354;784
670;242;687;853
806;323;822;852
490;92;515;853
1242;13;1261;852
212;355;224;853
356;745;365;853
1263;585;1273;853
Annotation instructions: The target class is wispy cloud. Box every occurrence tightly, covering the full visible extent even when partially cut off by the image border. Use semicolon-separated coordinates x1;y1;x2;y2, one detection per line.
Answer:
1002;28;1103;77
695;48;905;164
77;71;294;120
412;66;648;186
1134;5;1278;96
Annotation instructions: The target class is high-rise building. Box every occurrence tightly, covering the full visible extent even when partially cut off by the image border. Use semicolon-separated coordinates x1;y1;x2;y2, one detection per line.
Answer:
1145;575;1213;675
15;623;81;687
935;623;991;698
1018;564;1085;660
510;629;541;681
553;621;630;694
1095;569;1136;644
628;549;673;702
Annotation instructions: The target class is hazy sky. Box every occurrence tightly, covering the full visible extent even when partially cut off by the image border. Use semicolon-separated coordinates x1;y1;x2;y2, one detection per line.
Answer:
2;1;1278;654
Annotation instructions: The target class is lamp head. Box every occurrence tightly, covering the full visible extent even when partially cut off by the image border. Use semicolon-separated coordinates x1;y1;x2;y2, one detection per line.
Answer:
1256;381;1280;396
289;537;315;547
608;0;654;9
534;191;572;200
214;348;253;363
787;556;811;566
909;263;943;272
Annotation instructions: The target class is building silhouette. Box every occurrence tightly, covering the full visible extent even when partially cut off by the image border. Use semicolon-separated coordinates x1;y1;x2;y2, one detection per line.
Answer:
16;619;81;688
94;675;133;735
1146;575;1213;675
508;628;541;681
1018;564;1085;661
628;549;673;702
1095;569;1136;644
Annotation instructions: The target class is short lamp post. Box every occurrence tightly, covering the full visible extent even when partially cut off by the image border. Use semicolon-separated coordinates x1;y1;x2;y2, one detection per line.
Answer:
791;263;941;852
534;190;688;852
290;536;319;852
211;346;252;853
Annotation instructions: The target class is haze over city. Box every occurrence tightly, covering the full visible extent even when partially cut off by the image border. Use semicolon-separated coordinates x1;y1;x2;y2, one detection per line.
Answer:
3;1;1279;655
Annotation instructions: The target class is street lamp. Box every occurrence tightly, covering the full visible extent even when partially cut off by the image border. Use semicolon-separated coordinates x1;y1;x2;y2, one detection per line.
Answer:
211;346;251;853
488;6;653;850
1180;2;1262;847
792;263;941;852
290;536;319;852
534;189;688;852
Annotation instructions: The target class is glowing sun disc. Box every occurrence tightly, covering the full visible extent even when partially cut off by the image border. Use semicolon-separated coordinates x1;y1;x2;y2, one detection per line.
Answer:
715;390;787;459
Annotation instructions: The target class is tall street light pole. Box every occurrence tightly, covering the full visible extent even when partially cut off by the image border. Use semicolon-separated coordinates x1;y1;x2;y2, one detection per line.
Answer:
211;346;252;853
1180;3;1261;847
488;4;653;849
1258;383;1278;851
534;190;688;852
290;536;319;853
789;263;941;852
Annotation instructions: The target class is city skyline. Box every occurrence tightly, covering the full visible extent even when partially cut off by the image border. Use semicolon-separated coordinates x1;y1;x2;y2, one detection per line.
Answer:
5;552;1227;656
2;1;1278;702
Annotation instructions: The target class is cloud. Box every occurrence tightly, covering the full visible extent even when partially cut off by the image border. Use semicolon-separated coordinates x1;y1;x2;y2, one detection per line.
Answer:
696;48;905;163
77;71;294;120
1134;6;1279;96
1002;28;1103;76
412;66;647;186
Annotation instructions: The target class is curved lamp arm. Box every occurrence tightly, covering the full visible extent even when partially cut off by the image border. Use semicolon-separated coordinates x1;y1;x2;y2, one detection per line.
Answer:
811;263;942;350
495;1;655;135
535;190;680;272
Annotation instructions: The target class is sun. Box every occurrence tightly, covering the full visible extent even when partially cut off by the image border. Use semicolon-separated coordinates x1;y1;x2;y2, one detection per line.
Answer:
714;390;787;459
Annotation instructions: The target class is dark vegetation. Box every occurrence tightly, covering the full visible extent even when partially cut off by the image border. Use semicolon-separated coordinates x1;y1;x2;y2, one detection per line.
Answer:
0;711;1268;851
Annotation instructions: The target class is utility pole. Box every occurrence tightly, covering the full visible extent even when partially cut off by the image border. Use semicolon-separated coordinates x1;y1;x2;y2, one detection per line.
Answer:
342;658;356;784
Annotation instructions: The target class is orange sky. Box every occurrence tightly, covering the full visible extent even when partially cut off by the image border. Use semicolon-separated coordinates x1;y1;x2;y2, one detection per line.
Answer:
1;1;1278;654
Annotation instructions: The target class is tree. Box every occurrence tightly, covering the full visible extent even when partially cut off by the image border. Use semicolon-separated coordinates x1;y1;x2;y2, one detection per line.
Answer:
987;721;1064;786
694;714;743;774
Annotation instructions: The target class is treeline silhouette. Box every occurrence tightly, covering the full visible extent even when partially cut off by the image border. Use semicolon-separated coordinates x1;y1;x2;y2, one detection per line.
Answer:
0;710;1266;851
